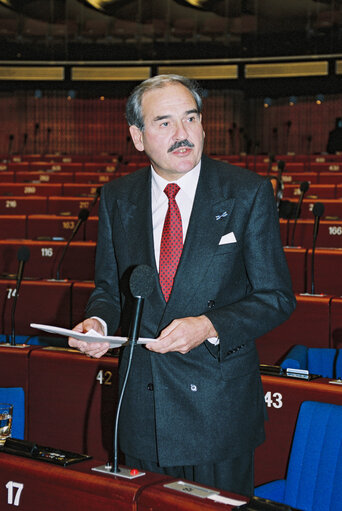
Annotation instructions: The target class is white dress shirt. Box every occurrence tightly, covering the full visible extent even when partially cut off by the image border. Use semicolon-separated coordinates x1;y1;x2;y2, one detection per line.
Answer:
151;162;200;270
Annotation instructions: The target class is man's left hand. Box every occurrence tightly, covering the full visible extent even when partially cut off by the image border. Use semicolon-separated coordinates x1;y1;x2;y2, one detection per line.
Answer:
145;315;217;354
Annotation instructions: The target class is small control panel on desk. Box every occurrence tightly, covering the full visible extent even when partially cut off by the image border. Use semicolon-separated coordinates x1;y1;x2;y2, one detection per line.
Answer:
2;438;92;466
260;364;321;381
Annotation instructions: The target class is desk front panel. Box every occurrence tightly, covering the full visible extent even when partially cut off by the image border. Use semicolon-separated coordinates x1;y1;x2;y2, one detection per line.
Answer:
1;279;72;335
0;240;95;281
28;349;119;462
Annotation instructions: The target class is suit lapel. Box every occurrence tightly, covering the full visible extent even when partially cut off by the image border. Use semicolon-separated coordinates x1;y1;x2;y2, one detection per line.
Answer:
116;168;166;312
116;168;155;267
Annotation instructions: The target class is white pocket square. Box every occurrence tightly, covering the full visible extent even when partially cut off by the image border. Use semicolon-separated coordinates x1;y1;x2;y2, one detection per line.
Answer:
219;232;237;245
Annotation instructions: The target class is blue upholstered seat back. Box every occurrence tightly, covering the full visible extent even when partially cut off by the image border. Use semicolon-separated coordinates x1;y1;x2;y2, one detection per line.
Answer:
284;401;342;511
307;348;337;378
281;345;342;378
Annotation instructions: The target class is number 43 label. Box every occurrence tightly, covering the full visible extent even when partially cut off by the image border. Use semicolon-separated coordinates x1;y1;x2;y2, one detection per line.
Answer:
264;391;283;408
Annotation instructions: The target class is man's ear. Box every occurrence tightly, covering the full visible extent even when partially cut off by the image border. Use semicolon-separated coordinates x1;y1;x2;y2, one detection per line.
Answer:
129;125;144;152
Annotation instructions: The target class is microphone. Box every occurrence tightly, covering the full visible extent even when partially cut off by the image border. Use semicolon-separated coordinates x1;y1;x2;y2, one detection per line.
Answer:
56;208;89;280
279;200;295;246
311;202;325;294
33;123;40;154
272;160;285;207
8;134;14;158
290;181;310;247
89;186;101;212
44;127;51;156
21;133;28;156
11;246;30;346
267;153;275;176
112;264;155;475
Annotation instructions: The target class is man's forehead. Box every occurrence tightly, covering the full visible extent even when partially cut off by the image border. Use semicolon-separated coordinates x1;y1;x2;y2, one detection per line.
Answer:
141;83;197;115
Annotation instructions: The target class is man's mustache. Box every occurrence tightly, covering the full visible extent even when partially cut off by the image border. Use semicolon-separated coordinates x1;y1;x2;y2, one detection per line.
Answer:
168;140;194;153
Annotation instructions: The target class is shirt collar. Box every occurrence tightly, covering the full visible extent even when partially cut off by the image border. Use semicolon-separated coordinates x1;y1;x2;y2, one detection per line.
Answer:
151;161;201;203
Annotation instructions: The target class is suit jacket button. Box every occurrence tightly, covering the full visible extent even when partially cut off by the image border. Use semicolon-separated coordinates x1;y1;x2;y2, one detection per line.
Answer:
147;383;154;391
207;300;215;309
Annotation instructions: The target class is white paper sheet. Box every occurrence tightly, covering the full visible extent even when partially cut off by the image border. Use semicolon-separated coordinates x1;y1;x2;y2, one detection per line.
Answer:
30;323;156;348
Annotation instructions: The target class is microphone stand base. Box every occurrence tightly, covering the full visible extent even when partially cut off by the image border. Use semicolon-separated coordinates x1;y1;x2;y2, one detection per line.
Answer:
92;464;146;479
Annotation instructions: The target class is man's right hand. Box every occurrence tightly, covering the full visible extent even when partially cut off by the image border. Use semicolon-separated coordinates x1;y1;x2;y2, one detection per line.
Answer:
68;318;110;358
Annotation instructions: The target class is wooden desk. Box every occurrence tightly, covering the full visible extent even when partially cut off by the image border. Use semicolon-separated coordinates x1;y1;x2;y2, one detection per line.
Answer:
0;453;169;511
27;348;119;462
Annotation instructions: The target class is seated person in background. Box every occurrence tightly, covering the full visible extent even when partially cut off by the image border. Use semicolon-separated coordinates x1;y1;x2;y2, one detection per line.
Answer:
327;117;342;154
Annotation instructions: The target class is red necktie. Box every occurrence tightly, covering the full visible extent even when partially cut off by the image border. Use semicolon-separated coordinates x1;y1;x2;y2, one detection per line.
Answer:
159;183;183;302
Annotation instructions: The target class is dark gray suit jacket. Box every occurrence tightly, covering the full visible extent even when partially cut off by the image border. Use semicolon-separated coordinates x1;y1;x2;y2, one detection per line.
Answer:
85;155;296;467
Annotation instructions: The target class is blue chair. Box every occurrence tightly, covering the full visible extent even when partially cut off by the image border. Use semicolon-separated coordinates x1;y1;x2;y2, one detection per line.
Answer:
255;401;342;511
280;345;341;378
0;387;25;439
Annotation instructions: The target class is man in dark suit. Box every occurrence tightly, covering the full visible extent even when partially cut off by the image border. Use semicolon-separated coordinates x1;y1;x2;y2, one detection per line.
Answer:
69;74;296;496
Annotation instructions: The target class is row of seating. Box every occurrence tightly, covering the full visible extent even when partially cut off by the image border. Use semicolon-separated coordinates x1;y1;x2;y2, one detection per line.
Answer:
1;160;149;173
0;214;98;241
256;293;342;364
0;240;96;280
4;152;342;163
281;344;342;378
0;196;100;215
0;279;94;336
282;183;342;199
2;153;121;163
263;171;342;184
0;238;341;294
2;152;148;163
1;275;342;358
2;214;342;250
3;353;342;511
3;159;342;174
216;153;342;164
2;178;342;199
274;247;342;295
279;219;342;248
0;171;118;184
0;182;107;196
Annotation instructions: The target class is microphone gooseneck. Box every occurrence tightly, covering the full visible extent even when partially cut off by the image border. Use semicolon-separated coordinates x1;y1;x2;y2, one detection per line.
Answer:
112;264;155;474
311;202;325;294
290;181;310;247
56;208;89;280
11;246;30;346
89;187;101;212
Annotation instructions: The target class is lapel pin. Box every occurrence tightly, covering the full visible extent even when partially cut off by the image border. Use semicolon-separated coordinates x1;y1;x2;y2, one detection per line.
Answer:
215;211;228;221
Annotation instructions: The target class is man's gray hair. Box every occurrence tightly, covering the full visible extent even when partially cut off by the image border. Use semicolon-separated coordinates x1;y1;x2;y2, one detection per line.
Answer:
125;74;203;131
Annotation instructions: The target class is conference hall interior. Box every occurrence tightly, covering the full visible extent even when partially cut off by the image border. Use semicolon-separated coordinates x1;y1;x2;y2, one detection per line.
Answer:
1;1;342;510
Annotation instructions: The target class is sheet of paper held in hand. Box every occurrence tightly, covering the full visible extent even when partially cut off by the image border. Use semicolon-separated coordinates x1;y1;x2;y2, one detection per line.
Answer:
30;323;156;348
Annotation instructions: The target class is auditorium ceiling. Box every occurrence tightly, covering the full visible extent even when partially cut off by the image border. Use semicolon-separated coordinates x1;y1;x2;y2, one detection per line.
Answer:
0;0;342;61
